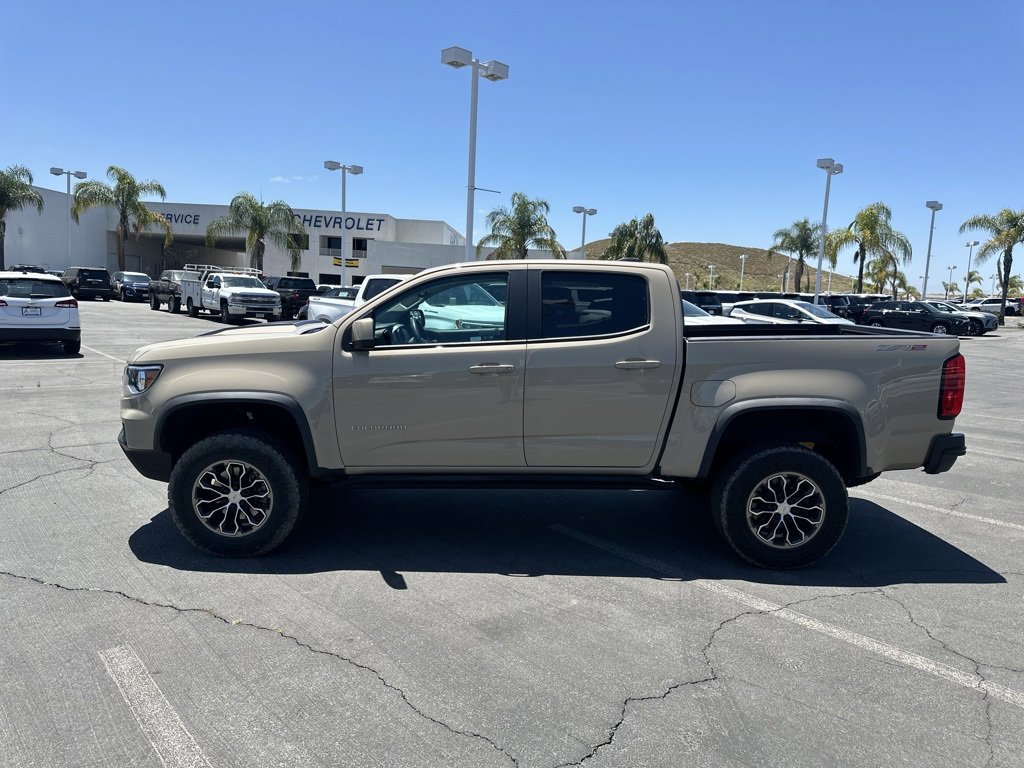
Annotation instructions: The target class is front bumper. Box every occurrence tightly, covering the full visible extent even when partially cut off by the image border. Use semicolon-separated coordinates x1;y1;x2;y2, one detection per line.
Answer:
118;427;173;482
923;432;966;474
228;303;282;318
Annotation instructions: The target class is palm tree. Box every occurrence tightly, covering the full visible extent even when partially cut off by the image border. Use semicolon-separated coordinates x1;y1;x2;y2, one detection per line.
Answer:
959;208;1024;324
205;193;307;273
0;164;45;270
71;166;171;272
827;203;912;293
942;281;960;300
769;219;820;292
959;270;984;302
866;252;908;299
601;213;668;264
477;192;565;259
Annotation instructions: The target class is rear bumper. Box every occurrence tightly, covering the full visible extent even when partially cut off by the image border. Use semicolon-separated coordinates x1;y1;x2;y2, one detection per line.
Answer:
0;328;80;343
118;427;172;482
923;432;966;474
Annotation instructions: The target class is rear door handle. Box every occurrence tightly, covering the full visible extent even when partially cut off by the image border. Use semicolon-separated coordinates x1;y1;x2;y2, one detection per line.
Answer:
615;359;661;370
469;364;516;375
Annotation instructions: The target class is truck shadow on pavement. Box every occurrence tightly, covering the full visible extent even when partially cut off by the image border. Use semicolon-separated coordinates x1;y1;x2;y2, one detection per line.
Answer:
128;485;1004;588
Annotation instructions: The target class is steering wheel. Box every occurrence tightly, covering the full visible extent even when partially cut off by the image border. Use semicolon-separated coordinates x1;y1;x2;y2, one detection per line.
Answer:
408;309;426;341
389;324;415;345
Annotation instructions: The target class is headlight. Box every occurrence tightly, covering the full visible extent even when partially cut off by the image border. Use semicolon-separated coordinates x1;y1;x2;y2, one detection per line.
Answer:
123;364;163;395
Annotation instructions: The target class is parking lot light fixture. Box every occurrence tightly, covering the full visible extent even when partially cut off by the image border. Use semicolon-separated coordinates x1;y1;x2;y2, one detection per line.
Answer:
945;265;956;298
50;167;87;266
572;206;597;259
778;274;784;292
921;201;943;299
442;46;509;263
813;158;843;303
739;254;747;290
323;161;363;287
684;272;691;290
963;240;979;303
707;264;716;289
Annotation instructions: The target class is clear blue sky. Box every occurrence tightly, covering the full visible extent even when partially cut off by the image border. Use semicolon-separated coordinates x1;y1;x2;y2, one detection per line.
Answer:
4;0;1022;287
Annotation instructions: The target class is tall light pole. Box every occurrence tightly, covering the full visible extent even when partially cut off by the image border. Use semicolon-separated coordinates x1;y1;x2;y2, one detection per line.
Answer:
572;206;597;259
684;272;691;290
778;274;785;292
990;274;998;295
50;167;87;266
738;253;747;290
921;200;943;299
946;265;956;299
441;46;509;263
324;161;363;286
813;158;843;303
707;264;716;289
962;240;979;303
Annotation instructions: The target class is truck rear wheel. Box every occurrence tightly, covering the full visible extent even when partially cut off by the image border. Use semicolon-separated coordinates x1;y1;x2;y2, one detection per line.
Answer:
711;445;847;569
150;294;160;310
170;296;181;314
168;432;305;557
187;297;198;318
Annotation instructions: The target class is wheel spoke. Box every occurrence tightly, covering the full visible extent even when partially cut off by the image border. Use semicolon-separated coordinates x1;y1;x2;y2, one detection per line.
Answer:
191;459;274;538
746;470;826;550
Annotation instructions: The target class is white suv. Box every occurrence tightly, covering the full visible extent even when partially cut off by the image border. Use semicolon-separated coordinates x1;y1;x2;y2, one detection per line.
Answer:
0;270;81;355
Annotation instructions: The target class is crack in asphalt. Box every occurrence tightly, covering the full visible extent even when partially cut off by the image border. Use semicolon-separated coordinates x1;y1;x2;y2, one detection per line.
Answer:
880;588;995;768
0;569;521;767
555;589;878;768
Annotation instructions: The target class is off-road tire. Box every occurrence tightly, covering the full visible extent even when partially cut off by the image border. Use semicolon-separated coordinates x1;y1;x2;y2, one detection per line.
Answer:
168;432;305;557
220;301;233;324
711;445;848;569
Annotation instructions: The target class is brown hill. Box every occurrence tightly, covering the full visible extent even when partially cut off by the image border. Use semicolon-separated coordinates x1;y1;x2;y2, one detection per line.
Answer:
582;240;856;293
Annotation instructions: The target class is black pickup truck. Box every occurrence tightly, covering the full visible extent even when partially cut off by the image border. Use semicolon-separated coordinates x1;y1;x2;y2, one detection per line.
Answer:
149;269;193;313
263;276;323;320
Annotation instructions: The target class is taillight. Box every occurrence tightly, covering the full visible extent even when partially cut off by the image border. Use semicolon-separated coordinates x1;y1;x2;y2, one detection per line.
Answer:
938;353;965;419
55;299;78;308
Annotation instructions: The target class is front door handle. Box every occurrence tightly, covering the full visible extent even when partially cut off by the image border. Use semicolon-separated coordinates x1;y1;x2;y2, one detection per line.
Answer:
615;359;661;370
469;364;516;375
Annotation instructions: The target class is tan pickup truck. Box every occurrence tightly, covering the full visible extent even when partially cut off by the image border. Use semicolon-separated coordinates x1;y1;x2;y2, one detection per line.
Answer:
119;261;966;568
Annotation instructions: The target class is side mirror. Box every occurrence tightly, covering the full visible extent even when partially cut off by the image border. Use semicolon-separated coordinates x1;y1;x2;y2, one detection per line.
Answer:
350;317;376;351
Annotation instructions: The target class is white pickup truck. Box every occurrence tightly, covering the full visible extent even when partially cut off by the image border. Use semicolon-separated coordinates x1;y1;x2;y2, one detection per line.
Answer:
180;265;282;323
305;274;412;323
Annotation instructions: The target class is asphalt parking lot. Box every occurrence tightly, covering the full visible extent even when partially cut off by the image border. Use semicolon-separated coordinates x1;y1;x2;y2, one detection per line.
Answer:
1;300;1022;768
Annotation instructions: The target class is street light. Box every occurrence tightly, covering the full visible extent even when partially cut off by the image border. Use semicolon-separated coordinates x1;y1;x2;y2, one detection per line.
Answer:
572;206;597;259
813;158;843;303
684;272;691;290
707;264;716;289
990;274;998;295
962;240;979;303
323;160;363;287
738;253;747;290
442;46;509;263
777;274;785;292
945;265;956;299
50;167;87;265
921;200;943;299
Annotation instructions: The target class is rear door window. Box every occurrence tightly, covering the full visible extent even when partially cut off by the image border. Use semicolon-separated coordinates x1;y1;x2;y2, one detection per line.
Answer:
538;272;648;339
0;278;71;298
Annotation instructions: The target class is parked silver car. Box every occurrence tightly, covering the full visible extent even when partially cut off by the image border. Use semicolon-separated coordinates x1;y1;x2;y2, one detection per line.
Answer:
729;299;854;326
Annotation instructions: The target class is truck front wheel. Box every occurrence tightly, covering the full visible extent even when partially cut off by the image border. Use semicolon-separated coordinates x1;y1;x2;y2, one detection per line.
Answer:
711;445;847;569
220;302;233;324
168;432;305;557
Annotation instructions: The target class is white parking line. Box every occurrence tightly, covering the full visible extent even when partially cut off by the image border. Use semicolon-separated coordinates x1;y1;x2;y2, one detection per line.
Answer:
82;344;124;363
99;645;212;768
551;525;1024;710
961;447;1024;462
855;492;1024;533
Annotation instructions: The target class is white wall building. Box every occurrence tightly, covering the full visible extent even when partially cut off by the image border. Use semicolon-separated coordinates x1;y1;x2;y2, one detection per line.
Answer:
4;188;474;284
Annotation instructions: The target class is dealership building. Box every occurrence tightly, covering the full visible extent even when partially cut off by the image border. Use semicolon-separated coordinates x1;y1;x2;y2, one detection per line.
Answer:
3;186;496;283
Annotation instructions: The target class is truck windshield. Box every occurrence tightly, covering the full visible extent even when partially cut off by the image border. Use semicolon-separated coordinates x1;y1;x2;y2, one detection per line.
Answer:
220;277;264;288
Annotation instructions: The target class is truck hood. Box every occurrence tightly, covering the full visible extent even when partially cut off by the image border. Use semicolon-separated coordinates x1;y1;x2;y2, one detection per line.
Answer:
127;320;329;363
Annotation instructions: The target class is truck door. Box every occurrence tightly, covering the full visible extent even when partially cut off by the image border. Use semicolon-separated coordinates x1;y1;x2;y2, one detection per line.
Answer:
333;270;527;468
524;269;679;468
202;275;220;308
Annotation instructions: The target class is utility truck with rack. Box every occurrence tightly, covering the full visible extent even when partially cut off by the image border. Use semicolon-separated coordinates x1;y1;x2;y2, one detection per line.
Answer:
119;260;967;568
180;264;282;323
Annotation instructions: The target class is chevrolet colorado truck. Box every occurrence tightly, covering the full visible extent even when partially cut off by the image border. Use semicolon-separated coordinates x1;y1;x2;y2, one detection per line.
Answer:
119;261;966;568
